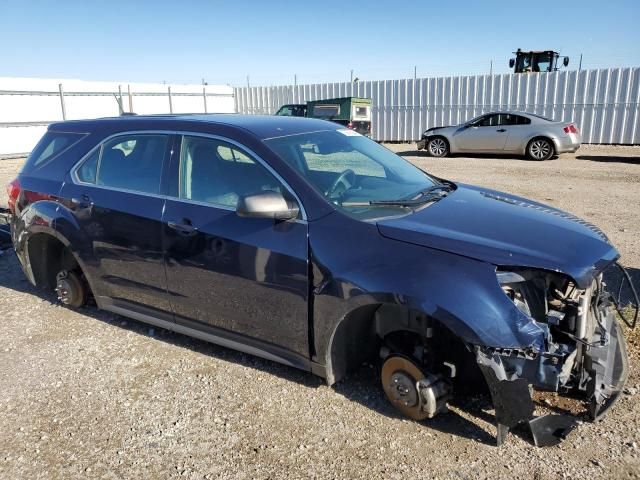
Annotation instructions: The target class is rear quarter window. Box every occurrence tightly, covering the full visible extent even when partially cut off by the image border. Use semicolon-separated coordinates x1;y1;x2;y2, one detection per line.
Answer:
96;134;168;194
76;148;100;184
21;131;86;172
513;115;532;125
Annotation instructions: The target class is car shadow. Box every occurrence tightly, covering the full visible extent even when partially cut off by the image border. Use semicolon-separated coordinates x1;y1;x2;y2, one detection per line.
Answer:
394;149;557;162
332;365;504;445
577;155;640;164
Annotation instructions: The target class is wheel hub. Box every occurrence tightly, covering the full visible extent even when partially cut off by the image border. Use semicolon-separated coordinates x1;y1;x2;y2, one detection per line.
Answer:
388;371;419;407
429;139;446;156
530;140;551;159
55;270;83;306
55;278;71;304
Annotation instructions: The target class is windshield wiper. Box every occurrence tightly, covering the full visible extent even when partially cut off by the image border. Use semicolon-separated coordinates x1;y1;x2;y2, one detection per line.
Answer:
410;183;454;199
341;193;445;208
339;182;455;208
341;183;454;208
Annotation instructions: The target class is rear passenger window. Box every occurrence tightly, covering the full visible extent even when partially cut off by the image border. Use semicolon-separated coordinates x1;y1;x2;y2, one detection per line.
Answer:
179;136;282;208
97;135;168;194
22;131;85;171
501;114;531;125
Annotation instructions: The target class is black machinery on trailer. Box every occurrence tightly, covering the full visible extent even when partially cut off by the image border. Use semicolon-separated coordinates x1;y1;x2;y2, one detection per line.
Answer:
510;48;569;73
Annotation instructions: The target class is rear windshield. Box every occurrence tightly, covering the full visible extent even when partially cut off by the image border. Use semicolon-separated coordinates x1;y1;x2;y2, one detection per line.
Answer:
526;112;555;122
21;131;85;172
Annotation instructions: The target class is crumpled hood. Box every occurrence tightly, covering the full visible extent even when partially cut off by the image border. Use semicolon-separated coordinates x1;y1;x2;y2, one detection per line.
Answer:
377;184;619;288
424;125;455;135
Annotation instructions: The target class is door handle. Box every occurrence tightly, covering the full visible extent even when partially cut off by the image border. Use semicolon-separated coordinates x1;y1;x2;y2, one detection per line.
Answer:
71;194;93;208
496;128;507;132
167;219;198;236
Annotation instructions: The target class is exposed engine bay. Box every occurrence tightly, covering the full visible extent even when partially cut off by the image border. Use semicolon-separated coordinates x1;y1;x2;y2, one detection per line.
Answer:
478;265;634;445
380;264;637;447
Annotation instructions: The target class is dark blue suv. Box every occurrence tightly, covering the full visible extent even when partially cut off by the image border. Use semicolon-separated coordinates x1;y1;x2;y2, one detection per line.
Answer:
7;114;636;446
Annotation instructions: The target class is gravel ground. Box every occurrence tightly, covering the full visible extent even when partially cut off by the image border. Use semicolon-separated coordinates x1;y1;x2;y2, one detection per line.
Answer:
1;145;639;479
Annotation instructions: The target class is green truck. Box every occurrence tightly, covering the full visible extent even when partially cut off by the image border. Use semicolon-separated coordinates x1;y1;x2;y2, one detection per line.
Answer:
275;97;372;136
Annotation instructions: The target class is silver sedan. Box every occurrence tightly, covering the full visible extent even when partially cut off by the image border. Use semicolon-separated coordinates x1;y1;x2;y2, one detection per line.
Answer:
417;111;581;160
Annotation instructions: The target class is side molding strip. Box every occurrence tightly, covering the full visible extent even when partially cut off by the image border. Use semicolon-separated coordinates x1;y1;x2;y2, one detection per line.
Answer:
102;301;309;370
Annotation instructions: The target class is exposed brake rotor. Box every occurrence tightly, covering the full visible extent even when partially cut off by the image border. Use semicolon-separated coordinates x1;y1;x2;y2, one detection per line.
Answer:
381;356;430;421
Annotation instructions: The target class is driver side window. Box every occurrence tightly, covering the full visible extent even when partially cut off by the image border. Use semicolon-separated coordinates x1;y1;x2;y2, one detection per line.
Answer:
179;136;282;209
478;115;500;127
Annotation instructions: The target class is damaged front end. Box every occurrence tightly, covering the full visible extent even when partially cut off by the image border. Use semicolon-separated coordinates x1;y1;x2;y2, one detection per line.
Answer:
476;265;637;446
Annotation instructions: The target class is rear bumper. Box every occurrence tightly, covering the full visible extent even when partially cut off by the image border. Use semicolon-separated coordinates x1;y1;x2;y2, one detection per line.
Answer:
554;133;582;154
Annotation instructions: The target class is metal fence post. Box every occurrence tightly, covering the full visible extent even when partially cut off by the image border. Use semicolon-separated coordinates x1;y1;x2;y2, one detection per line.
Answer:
58;83;67;120
168;86;173;113
127;84;133;113
203;87;208;113
118;85;124;115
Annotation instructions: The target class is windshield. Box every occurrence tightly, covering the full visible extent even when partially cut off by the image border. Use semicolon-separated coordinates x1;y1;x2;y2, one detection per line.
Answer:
264;129;440;218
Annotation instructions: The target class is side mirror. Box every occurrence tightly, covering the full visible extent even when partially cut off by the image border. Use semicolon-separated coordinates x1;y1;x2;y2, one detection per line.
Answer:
563;56;569;67
236;191;299;220
509;58;515;68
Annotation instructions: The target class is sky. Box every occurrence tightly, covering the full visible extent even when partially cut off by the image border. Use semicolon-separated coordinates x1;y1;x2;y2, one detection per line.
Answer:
1;0;639;87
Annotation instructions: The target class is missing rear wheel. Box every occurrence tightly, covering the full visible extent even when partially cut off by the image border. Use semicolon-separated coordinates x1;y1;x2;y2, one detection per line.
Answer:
55;270;87;309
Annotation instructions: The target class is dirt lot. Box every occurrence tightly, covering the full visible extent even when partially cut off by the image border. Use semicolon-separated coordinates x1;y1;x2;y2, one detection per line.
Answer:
1;145;639;479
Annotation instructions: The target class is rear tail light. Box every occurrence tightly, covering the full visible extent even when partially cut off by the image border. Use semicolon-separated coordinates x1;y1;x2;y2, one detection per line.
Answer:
6;178;20;214
563;124;579;134
347;122;354;129
24;191;53;204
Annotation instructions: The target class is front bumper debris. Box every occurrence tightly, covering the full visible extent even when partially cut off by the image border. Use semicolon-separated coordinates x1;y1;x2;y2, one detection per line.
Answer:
476;308;630;446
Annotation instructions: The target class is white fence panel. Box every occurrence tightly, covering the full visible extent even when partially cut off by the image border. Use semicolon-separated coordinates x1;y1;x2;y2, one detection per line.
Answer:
0;78;235;156
234;67;640;144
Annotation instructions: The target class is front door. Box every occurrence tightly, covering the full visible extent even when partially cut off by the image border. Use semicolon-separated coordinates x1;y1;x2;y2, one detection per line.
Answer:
62;133;173;315
455;114;509;151
162;134;310;359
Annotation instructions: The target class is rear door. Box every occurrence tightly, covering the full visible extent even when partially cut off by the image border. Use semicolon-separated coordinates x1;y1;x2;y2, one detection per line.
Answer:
63;132;174;316
455;114;508;151
161;134;310;360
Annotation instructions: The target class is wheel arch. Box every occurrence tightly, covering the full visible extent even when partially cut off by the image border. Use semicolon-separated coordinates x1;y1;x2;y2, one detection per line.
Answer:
324;302;467;385
17;201;96;295
24;229;88;290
